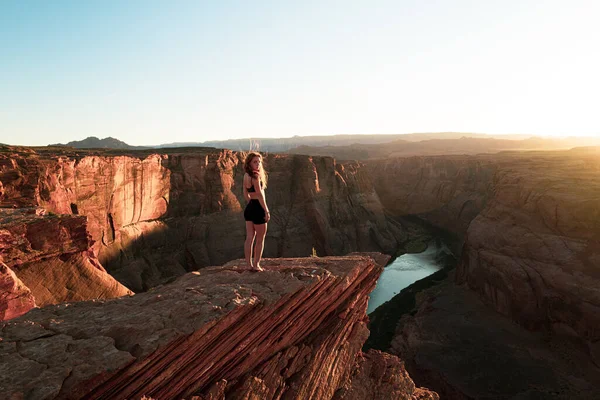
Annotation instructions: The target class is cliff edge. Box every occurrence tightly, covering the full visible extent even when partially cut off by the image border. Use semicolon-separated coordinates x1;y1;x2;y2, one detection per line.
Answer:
0;254;437;400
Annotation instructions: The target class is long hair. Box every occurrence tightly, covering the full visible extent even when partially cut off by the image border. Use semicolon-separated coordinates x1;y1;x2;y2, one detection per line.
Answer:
243;151;268;189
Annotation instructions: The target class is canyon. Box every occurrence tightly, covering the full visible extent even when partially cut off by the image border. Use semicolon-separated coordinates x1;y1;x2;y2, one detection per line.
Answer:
1;144;599;398
367;148;600;398
1;146;409;293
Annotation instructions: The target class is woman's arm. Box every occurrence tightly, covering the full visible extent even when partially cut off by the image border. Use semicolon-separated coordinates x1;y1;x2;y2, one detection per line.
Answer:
252;177;270;222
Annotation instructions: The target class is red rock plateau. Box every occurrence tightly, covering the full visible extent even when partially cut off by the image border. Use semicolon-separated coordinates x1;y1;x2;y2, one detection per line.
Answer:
0;207;131;321
0;255;437;400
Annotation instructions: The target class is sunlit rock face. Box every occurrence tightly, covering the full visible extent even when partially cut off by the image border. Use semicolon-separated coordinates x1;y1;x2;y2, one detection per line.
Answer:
457;150;600;343
0;254;438;400
0;207;132;320
35;154;171;260
0;260;36;321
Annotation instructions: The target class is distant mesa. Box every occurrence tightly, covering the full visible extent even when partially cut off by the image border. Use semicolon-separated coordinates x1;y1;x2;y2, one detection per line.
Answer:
51;136;146;150
46;133;600;155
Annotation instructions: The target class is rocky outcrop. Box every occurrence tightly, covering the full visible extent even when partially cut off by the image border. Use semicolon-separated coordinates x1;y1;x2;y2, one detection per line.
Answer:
457;151;600;345
333;350;438;400
0;148;406;291
0;207;131;319
0;260;36;320
0;254;437;400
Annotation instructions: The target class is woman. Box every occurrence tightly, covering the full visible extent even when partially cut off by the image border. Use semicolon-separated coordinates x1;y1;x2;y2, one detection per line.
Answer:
243;152;270;271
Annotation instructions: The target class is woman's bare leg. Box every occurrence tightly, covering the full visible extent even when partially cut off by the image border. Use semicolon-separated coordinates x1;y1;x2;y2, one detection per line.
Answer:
253;223;267;271
245;221;256;269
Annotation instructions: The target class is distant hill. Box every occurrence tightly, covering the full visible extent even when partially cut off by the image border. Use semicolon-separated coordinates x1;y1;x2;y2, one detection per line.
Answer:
157;132;537;152
51;136;147;149
286;136;598;160
157;134;409;152
47;133;600;155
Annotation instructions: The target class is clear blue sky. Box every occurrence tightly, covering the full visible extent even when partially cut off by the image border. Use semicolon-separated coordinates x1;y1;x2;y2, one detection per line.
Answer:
1;0;599;146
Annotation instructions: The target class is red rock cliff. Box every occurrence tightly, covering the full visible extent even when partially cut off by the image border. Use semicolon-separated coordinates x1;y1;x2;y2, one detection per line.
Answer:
1;147;406;292
0;207;132;320
0;254;438;400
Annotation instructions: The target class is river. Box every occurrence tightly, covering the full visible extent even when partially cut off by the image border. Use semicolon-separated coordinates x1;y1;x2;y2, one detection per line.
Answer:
367;240;452;314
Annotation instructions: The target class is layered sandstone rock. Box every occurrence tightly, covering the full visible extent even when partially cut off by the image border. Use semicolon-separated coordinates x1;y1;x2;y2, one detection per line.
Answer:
0;260;36;320
0;207;131;319
0;255;437;400
457;151;600;345
0;148;406;292
366;155;497;236
365;150;600;398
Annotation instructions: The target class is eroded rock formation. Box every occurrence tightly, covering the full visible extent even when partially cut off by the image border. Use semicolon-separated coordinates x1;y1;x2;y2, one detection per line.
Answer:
0;260;36;320
367;149;600;398
0;254;437;400
366;155;497;236
457;151;600;344
0;207;131;320
0;147;406;292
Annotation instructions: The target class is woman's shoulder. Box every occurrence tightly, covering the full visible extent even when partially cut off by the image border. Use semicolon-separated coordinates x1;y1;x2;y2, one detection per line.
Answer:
244;172;259;183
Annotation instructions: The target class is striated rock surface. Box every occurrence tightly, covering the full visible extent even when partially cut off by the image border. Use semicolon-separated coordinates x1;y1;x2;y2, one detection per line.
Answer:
0;254;437;400
456;151;600;345
0;207;132;319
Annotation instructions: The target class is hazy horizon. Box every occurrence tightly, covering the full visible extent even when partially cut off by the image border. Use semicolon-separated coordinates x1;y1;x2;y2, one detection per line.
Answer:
2;1;599;146
2;131;597;149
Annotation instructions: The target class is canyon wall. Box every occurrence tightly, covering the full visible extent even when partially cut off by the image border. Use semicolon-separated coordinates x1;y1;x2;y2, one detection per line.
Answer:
365;150;600;348
0;206;131;320
0;254;438;400
456;150;600;345
3;145;599;349
365;155;497;237
365;149;600;397
1;148;406;292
